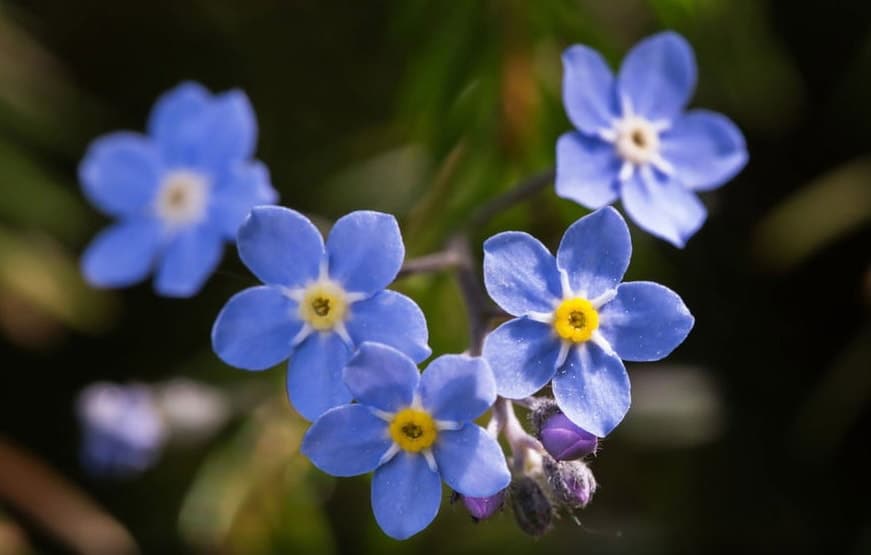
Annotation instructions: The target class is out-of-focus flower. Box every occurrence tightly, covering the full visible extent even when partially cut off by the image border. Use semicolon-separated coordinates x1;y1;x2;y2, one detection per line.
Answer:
80;81;277;297
77;383;166;476
556;32;747;247
155;379;231;443
301;343;510;539
211;206;430;421
482;207;694;436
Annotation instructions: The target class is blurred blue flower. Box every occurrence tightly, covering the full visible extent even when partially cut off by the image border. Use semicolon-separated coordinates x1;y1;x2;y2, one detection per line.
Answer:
77;383;166;476
79;81;278;297
556;31;747;247
211;206;431;421
482;207;694;437
302;343;510;540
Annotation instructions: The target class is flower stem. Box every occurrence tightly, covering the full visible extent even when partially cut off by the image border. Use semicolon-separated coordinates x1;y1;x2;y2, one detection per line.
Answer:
466;168;555;230
492;397;544;474
397;248;465;279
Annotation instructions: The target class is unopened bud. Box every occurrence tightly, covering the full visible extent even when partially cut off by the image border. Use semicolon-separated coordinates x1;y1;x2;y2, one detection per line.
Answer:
459;491;505;521
508;477;552;536
539;412;598;461
543;457;597;509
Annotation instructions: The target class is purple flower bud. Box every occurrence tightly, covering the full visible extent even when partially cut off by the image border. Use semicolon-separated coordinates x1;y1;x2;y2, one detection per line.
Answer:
508;477;553;536
460;491;505;521
543;457;598;509
539;412;598;461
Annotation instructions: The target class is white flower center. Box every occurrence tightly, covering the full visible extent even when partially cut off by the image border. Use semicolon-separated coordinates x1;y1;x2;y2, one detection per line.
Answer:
614;116;660;166
155;170;209;227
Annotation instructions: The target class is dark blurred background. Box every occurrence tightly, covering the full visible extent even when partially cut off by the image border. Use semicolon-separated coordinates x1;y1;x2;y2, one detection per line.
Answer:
0;0;869;553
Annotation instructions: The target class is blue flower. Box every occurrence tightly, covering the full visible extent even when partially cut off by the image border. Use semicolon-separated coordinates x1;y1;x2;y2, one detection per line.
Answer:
77;383;167;476
555;31;747;247
79;81;278;297
481;207;694;437
302;343;510;540
211;206;431;421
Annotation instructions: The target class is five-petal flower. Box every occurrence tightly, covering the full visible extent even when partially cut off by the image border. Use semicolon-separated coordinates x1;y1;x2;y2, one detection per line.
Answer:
482;207;694;437
80;81;278;297
302;343;510;540
555;31;748;247
211;206;431;421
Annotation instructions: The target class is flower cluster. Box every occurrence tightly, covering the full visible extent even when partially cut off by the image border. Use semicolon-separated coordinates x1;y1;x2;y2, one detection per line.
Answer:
74;29;738;541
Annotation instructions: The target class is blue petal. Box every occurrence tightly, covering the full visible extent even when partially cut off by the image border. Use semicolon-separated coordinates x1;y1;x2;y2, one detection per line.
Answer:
237;206;324;287
660;110;748;191
209;161;279;239
371;452;442;540
342;342;419;413
597;281;694;361
326;211;404;296
153;226;224;297
191;90;258;171
433;425;510;497
286;332;353;421
149;84;257;171
346;290;431;363
147;81;211;161
419;355;496;422
301;404;391;477
481;318;560;399
79;132;163;217
483;232;562;316
552;342;630;437
211;286;302;370
555;131;621;208
621;170;707;248
617;32;696;121
81;219;162;288
561;45;619;133
556;206;631;298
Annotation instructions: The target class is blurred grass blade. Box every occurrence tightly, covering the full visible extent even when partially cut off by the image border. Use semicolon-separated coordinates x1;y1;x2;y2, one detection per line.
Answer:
753;157;871;271
0;438;138;555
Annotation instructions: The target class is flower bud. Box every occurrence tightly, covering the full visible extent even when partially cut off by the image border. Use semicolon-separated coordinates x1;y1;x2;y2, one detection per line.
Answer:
543;457;597;509
458;491;505;521
508;477;552;536
539;412;598;461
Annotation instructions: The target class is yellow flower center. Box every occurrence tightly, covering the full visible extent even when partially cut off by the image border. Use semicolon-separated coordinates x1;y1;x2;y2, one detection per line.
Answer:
388;408;438;453
553;297;599;343
298;281;349;331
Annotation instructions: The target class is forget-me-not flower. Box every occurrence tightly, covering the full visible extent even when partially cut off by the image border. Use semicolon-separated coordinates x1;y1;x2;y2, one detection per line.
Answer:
302;342;510;540
482;207;694;437
211;206;431;421
555;31;747;247
80;81;277;297
77;382;167;476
